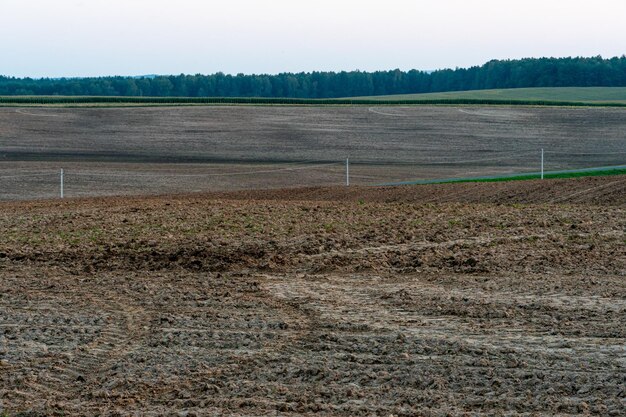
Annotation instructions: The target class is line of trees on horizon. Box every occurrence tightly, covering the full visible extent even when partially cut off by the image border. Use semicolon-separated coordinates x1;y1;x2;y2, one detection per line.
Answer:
1;56;625;98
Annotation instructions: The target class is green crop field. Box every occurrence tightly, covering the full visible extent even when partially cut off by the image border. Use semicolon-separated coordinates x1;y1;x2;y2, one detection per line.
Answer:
351;87;626;103
442;167;626;184
2;87;626;107
379;166;626;186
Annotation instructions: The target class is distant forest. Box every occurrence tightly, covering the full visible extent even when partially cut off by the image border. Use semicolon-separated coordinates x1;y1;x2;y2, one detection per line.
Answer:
2;56;625;98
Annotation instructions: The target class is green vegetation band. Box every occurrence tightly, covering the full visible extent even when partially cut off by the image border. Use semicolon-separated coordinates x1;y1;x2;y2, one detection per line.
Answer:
2;96;626;107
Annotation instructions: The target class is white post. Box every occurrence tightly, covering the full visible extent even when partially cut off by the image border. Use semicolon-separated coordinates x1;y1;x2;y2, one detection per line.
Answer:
60;169;64;198
346;158;350;186
541;149;544;180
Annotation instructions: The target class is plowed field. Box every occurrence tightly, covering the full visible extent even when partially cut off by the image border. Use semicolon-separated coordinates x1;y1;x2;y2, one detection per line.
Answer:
1;177;625;416
1;105;625;200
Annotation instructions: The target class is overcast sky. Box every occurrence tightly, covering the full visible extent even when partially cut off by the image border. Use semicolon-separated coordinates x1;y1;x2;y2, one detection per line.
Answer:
1;0;625;78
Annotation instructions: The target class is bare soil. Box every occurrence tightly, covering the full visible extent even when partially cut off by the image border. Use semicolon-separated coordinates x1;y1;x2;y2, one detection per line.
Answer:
212;175;626;206
1;105;625;200
1;178;625;416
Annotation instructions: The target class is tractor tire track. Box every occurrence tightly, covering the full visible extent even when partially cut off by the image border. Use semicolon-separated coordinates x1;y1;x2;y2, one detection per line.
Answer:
19;290;150;406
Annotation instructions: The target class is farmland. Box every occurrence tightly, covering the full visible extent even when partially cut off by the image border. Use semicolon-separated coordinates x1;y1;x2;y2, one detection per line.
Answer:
1;105;626;200
1;178;625;416
352;87;626;103
1;102;626;415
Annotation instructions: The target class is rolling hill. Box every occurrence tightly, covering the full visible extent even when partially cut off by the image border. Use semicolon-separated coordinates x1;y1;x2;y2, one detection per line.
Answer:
350;87;626;103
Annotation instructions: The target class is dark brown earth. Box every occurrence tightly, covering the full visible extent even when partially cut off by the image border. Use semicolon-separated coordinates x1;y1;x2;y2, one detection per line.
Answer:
213;175;626;206
1;177;625;416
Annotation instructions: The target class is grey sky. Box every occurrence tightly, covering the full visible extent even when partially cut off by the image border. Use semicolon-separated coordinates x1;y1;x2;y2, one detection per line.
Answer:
1;0;625;78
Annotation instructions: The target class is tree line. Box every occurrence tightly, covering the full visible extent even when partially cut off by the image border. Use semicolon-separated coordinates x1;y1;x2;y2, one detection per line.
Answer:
1;56;625;98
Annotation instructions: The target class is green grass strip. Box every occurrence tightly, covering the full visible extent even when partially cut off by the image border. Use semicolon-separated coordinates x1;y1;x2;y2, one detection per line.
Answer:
446;168;626;183
379;166;626;186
